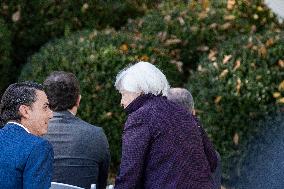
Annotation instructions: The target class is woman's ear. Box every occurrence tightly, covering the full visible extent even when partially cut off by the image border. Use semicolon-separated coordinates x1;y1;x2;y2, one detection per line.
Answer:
18;104;31;119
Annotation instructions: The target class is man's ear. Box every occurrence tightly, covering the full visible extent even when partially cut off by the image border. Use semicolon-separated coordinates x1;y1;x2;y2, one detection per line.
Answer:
18;104;31;119
76;95;81;107
192;109;196;116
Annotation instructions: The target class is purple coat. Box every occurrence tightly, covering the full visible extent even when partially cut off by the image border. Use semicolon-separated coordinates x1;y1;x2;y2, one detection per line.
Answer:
115;94;217;189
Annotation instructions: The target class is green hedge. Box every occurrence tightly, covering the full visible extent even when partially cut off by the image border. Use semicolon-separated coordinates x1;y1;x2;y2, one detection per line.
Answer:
232;0;281;31
188;31;284;185
0;0;158;72
0;18;12;95
123;0;281;74
19;29;182;170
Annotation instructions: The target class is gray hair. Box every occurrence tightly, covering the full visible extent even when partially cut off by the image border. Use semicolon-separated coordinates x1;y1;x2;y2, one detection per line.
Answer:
115;61;170;96
167;88;194;112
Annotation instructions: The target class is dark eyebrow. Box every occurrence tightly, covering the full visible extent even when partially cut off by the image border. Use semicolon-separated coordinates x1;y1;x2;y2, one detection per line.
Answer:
43;102;49;106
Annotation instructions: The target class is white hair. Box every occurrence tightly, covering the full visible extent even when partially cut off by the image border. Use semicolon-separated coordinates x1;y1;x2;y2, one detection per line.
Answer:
115;61;170;96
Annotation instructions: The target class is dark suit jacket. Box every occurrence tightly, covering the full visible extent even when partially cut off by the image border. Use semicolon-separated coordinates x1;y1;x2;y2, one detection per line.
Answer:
44;111;110;189
0;123;54;189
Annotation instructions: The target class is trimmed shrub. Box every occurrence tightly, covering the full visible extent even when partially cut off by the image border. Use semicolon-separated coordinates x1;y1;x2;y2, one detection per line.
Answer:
231;0;281;31
0;18;12;95
123;0;282;75
0;0;158;71
19;29;182;170
188;31;284;185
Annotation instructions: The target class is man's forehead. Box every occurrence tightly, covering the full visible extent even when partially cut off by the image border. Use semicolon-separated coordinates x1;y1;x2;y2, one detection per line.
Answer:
35;90;48;103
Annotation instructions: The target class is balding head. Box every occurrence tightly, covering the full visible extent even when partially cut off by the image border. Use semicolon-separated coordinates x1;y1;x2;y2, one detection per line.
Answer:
168;88;194;112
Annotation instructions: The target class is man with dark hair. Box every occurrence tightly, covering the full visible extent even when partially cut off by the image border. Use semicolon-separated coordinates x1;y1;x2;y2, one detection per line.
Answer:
168;88;222;189
43;71;110;189
0;82;54;189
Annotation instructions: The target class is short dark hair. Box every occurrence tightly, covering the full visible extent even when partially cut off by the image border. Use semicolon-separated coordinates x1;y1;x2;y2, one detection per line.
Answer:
0;82;44;127
43;71;80;111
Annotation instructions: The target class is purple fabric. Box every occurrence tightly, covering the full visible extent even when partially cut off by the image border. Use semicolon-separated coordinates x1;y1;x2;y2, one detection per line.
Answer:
115;94;217;189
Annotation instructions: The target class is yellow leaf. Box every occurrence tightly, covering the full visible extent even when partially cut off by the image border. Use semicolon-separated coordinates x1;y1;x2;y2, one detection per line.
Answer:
95;85;102;91
209;23;218;29
190;26;199;32
201;0;210;10
197;45;209;52
164;39;182;46
257;6;264;12
227;0;235;10
256;75;262;80
81;3;89;12
278;80;284;91
208;50;217;61
105;112;113;118
278;60;284;68
170;60;183;72
214;96;222;104
213;62;218;69
220;22;232;30
223;55;232;64
236;78;241;94
250;63;256;69
79;37;84;42
157;32;167;42
224;15;236;20
253;14;259;20
233;60;241;71
177;17;185;25
12;10;21;22
219;69;229;78
273;92;281;98
258;46;267;57
140;55;149;62
119;44;128;53
198;11;208;20
233;133;239;145
197;65;205;72
164;15;171;22
277;97;284;104
265;38;274;47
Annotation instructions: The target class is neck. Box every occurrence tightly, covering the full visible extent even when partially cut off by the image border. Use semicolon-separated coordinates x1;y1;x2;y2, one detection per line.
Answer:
68;106;78;115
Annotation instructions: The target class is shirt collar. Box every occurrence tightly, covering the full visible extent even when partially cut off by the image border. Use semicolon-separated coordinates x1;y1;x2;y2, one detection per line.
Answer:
68;110;76;116
7;121;30;133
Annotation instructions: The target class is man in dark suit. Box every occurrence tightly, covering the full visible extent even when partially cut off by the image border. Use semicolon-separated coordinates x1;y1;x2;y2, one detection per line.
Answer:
0;82;54;189
43;71;110;189
168;88;222;189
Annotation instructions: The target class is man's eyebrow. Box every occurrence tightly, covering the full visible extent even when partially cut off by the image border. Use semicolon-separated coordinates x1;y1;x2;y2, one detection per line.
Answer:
44;102;49;106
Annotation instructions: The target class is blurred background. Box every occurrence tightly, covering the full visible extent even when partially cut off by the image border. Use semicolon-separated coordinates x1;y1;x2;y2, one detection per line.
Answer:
0;0;283;188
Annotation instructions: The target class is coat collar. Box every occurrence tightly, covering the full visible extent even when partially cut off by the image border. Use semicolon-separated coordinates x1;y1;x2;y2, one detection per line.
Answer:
125;94;162;114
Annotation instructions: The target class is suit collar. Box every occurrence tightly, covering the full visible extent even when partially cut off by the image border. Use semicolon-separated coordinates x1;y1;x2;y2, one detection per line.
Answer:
3;122;30;134
52;110;75;118
7;121;30;133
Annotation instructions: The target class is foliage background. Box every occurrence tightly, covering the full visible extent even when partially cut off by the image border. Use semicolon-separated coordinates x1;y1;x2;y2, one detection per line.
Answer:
19;29;182;169
1;0;284;187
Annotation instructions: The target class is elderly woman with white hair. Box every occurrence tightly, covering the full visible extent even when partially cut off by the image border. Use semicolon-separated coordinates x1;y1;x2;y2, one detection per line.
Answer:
114;61;217;189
